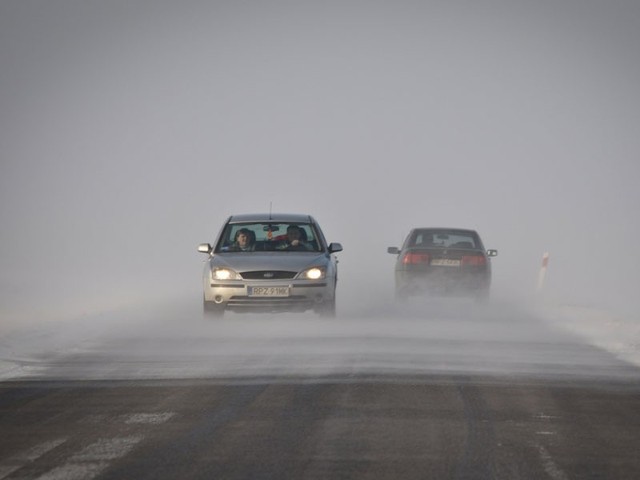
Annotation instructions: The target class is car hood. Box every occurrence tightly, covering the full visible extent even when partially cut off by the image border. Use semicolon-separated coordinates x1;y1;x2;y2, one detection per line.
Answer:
211;252;328;272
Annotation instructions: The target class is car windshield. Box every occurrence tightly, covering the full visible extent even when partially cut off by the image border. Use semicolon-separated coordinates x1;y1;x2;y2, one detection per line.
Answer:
409;230;479;249
215;222;323;253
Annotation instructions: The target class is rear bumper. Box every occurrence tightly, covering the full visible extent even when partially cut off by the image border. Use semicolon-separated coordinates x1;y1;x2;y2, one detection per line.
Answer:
395;270;490;297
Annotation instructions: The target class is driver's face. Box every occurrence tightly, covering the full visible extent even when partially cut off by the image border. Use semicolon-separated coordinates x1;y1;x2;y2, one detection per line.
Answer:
288;229;300;240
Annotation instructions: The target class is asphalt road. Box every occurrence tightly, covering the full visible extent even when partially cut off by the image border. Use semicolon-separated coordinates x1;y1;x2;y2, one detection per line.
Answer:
1;377;639;480
1;299;639;479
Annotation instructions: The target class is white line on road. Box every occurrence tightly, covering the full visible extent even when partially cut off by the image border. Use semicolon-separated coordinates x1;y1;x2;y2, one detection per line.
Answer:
0;438;67;480
538;445;570;480
35;436;143;480
122;412;176;424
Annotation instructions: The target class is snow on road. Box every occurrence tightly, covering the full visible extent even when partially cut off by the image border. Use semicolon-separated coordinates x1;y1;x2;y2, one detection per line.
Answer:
1;299;639;381
541;304;640;369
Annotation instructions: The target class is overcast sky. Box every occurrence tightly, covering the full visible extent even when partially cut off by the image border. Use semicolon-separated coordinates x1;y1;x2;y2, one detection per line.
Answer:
1;0;639;322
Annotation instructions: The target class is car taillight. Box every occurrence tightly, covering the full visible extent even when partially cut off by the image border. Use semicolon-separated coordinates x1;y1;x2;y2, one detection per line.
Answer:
461;255;486;266
402;252;430;265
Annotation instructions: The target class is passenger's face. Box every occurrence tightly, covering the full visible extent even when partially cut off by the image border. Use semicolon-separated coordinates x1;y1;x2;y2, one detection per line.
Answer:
237;232;249;246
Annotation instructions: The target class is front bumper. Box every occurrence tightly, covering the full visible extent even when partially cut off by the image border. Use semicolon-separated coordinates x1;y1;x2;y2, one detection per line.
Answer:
204;280;334;312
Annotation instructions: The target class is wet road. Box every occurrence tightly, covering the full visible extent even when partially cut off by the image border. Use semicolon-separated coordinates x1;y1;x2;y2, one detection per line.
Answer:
1;300;639;479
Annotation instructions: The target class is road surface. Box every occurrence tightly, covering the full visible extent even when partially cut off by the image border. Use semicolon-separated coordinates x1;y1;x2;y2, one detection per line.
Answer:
1;299;639;479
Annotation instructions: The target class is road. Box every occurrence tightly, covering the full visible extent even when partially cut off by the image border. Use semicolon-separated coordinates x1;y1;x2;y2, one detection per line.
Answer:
1;299;639;479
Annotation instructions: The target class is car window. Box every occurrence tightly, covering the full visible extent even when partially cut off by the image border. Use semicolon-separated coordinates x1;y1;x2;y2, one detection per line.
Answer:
411;231;478;249
215;223;322;253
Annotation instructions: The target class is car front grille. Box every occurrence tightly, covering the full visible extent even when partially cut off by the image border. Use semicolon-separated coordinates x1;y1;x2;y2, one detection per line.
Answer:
240;271;297;280
226;295;314;311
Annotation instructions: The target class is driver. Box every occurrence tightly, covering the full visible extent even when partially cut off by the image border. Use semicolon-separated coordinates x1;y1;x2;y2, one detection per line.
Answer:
280;225;312;251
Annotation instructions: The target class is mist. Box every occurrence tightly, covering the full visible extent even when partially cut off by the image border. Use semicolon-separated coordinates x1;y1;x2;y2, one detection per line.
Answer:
1;0;639;329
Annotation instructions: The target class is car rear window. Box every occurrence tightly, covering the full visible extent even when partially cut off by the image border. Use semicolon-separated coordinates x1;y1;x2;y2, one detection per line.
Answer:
410;230;479;249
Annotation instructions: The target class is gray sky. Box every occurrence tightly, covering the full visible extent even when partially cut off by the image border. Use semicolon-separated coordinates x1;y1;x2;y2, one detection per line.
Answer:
1;0;639;322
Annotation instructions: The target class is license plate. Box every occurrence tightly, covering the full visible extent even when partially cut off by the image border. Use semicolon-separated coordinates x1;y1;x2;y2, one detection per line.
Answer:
248;286;290;297
431;258;461;267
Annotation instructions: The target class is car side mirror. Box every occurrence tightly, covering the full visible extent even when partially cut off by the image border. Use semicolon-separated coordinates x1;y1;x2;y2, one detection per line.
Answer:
486;249;498;257
328;242;343;253
198;243;212;254
387;247;399;254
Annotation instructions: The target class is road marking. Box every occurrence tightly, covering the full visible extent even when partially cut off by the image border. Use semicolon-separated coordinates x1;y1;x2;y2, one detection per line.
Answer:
68;436;143;462
79;412;176;425
122;412;176;424
534;413;561;420
35;436;143;480
34;462;109;480
538;445;570;480
0;438;67;479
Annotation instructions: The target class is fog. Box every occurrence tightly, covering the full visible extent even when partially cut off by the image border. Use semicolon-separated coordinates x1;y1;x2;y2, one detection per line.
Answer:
1;1;639;332
3;298;638;382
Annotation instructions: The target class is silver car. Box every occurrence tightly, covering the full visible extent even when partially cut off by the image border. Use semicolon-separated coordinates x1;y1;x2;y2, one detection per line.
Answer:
198;213;343;317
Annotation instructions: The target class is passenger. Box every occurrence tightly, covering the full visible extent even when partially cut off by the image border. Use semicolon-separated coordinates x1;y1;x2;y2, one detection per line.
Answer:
231;228;255;252
420;233;435;246
280;225;312;251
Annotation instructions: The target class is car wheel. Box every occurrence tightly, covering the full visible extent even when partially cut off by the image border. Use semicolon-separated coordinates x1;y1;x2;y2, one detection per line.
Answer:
475;289;490;304
316;298;336;318
395;287;408;302
203;300;224;318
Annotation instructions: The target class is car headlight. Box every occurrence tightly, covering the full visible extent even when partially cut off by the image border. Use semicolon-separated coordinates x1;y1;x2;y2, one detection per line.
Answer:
211;267;240;280
298;267;326;280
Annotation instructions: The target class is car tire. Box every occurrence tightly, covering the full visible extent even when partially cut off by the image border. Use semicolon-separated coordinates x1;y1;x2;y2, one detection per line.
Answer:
394;288;408;302
475;288;490;304
316;298;336;318
203;300;224;318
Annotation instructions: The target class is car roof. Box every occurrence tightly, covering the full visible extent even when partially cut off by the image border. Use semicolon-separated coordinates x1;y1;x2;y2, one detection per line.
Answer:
411;227;479;234
228;213;315;224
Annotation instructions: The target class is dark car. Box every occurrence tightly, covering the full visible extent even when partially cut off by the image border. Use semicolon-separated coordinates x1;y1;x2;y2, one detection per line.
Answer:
198;213;343;317
387;228;497;301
